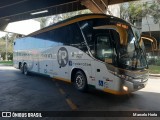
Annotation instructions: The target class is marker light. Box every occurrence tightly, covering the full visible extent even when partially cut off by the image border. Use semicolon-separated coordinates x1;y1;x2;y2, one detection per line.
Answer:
123;86;128;91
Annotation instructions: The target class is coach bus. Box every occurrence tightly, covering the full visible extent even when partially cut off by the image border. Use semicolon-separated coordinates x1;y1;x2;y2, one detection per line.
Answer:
13;14;152;95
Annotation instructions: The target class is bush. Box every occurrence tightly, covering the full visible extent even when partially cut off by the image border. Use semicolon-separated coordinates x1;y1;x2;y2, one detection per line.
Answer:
148;58;156;65
0;52;13;61
156;59;160;66
8;52;13;61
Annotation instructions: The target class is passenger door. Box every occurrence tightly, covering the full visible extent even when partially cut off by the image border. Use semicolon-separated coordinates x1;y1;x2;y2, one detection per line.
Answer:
93;32;113;89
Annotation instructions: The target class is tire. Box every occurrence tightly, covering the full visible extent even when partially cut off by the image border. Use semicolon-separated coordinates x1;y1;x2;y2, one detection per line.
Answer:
74;71;88;92
23;64;28;75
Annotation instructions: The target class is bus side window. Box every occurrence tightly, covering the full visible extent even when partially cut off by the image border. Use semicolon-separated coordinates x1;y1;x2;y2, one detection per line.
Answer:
69;24;88;53
78;21;94;55
54;27;64;46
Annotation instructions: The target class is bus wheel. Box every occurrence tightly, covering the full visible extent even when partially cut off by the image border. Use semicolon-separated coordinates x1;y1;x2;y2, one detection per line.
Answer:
23;64;28;75
74;71;88;92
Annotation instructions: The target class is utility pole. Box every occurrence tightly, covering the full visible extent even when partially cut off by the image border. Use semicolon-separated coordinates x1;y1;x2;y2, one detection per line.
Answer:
5;35;8;61
158;21;160;59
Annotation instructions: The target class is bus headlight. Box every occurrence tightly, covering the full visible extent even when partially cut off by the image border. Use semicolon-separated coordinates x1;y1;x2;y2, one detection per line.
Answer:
123;86;128;91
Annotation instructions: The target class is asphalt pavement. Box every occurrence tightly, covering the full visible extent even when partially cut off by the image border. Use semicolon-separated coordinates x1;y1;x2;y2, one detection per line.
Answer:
0;66;160;120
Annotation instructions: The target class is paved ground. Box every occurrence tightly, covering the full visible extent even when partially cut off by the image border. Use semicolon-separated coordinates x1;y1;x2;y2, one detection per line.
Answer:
0;66;160;120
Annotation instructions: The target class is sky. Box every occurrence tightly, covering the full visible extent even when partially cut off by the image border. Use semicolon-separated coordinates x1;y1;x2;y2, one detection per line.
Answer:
0;19;40;37
0;31;6;37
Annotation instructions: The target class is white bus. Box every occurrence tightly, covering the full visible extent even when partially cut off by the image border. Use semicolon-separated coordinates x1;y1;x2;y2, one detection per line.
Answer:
14;14;150;95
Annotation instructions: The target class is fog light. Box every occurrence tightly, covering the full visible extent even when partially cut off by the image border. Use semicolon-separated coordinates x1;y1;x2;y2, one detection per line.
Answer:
123;86;128;91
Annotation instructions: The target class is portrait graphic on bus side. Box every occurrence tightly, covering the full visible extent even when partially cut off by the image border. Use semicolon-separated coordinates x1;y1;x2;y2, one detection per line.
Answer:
57;47;68;67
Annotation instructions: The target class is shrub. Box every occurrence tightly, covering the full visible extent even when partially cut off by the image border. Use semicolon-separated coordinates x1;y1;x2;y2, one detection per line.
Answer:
148;58;156;65
156;59;160;66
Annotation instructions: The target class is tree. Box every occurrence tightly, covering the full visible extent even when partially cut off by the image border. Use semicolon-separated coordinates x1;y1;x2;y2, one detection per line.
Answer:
120;0;160;25
120;2;143;24
0;33;17;60
148;1;160;24
35;9;91;28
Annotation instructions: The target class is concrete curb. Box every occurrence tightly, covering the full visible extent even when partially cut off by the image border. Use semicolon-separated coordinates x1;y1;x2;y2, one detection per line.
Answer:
149;74;160;77
0;64;13;66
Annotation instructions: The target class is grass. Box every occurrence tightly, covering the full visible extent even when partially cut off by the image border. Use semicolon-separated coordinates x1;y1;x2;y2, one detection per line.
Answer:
0;61;13;66
149;65;160;74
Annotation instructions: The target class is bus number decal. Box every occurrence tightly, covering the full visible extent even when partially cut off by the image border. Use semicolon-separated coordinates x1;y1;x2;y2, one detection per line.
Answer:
57;47;68;67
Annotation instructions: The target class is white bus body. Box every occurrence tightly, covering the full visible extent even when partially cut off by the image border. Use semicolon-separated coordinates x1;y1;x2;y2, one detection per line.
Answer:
13;14;149;95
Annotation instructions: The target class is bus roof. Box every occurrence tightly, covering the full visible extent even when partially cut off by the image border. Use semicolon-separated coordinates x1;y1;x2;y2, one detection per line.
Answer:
29;14;130;36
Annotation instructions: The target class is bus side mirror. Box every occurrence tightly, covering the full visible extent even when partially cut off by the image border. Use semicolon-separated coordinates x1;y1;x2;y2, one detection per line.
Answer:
140;35;157;51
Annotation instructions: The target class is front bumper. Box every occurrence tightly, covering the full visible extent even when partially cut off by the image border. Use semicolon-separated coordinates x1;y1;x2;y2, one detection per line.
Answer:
123;78;148;92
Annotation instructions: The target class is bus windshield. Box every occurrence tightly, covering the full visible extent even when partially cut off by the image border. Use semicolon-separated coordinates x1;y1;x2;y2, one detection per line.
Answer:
79;17;148;70
117;27;147;70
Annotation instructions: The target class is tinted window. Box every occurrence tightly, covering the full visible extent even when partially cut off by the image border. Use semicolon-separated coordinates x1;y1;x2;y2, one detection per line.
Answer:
95;32;112;63
68;24;87;52
54;26;69;45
